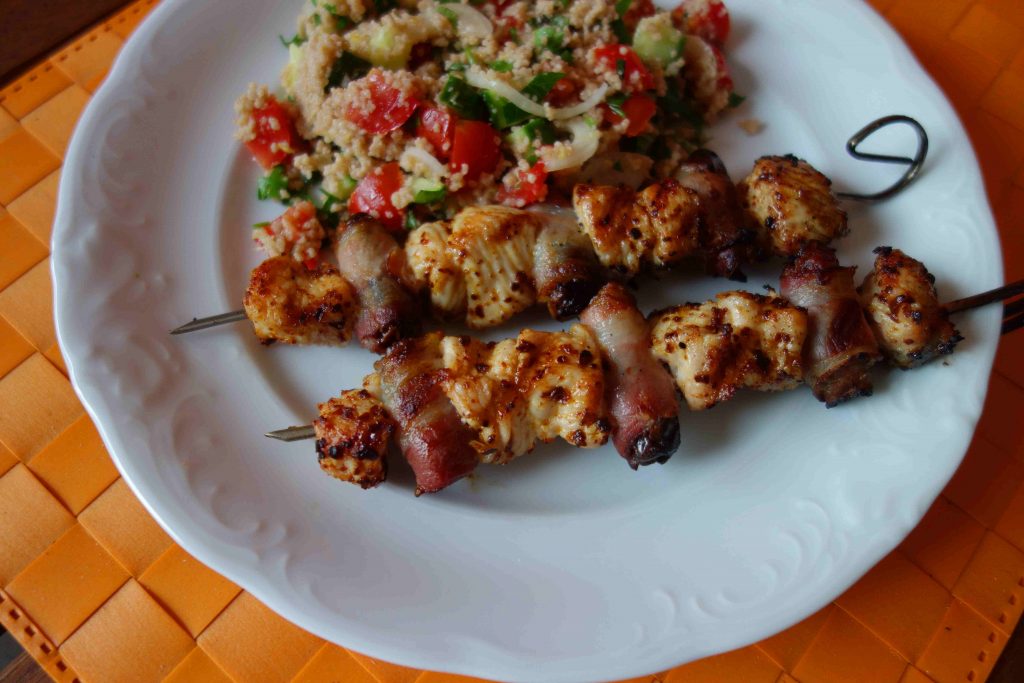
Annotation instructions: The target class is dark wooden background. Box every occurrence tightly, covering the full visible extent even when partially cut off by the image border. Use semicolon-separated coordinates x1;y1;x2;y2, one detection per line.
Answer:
0;0;1021;681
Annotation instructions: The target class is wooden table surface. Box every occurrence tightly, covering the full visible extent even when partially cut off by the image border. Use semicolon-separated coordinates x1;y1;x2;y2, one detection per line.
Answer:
0;0;1021;681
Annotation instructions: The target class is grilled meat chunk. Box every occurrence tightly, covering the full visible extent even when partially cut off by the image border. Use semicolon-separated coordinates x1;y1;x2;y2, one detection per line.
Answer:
781;244;881;407
404;220;467;319
581;283;680;468
313;389;393;489
650;291;806;410
441;326;609;464
574;151;752;280
532;211;606;320
859;247;962;368
374;332;479;495
243;256;358;346
573;181;701;277
446;206;540;328
335;216;422;352
740;155;848;257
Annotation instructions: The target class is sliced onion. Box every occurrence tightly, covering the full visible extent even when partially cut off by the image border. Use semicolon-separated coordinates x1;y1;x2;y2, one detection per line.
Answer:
465;69;548;117
440;3;493;42
547;84;609;120
539;119;601;172
465;69;609;121
401;146;448;178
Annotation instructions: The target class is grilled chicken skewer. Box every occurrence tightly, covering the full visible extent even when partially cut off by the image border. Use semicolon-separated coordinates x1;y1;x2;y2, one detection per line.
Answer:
272;247;1015;495
174;149;852;344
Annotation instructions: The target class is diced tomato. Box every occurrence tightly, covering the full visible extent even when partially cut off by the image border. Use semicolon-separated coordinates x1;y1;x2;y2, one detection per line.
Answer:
594;45;655;93
621;0;656;30
545;77;579;107
604;94;657;137
244;97;306;170
348;162;406;232
672;0;730;46
450;120;502;183
497;163;548;207
416;105;455;159
344;72;419;134
303;257;319;270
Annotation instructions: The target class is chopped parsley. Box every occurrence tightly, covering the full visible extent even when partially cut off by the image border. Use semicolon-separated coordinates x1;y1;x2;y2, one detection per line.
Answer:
257;166;290;201
279;33;306;47
439;76;487;120
325;51;371;91
490;60;514;72
605;93;627;117
521;72;565;101
728;92;746;108
438;6;459;27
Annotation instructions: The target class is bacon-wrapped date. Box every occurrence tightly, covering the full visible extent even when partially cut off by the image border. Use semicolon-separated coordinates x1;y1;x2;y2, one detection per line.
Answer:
581;283;680;468
335;216;422;353
781;244;882;407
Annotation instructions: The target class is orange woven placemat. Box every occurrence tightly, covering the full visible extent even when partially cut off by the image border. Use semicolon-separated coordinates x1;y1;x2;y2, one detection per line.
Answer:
1;1;1022;681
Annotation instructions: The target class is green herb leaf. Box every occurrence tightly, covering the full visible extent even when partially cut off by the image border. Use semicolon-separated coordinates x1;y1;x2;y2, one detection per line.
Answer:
605;93;627;117
508;27;519;42
616;58;626;78
412;186;447;204
438;6;459;26
482;91;532;129
325;51;371;91
279;33;306;47
521;117;556;144
728;92;746;108
611;18;631;44
312;13;322;25
614;0;632;16
439;76;487;120
252;221;271;228
521;72;565;101
320;188;345;213
334;15;353;30
490;60;514;72
404;211;421;230
257;166;290;202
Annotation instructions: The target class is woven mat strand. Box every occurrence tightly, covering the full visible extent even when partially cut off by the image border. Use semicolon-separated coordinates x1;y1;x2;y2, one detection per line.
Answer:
1;0;1023;681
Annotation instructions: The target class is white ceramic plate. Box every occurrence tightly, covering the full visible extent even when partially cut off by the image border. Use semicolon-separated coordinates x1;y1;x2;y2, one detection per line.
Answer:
53;1;1002;681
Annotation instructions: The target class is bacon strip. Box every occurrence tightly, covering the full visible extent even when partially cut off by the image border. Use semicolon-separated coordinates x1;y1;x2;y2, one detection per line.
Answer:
335;216;422;353
781;244;881;407
674;149;756;281
373;332;479;495
533;212;606;320
581;283;680;468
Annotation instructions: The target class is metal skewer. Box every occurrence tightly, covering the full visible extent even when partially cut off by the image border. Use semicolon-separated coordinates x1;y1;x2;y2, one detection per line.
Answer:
264;278;1024;442
170;309;247;335
266;425;317;442
169;115;929;337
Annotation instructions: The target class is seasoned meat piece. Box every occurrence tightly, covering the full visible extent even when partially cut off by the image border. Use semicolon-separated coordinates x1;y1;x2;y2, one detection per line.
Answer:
573;181;701;277
581;283;680;468
675;149;755;280
405;220;467;319
313;389;393;489
374;332;479;494
532;211;605;320
859;247;962;368
781;244;881;407
243;256;358;346
335;216;421;352
740;155;848;257
447;206;540;328
441;326;609;463
650;291;806;410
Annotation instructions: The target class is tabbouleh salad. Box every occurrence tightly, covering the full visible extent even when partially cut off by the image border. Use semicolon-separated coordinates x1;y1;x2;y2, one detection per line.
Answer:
236;0;740;232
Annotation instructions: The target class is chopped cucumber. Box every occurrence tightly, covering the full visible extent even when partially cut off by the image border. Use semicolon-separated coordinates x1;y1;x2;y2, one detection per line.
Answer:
633;14;685;67
367;23;408;69
411;178;447;204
